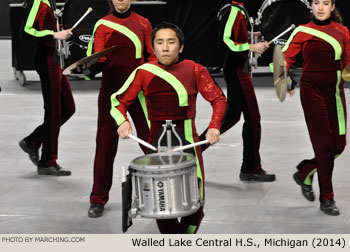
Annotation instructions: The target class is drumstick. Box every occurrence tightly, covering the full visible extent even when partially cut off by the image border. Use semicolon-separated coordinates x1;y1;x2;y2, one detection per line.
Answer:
69;7;93;31
267;24;296;45
128;134;158;151
171;140;210;152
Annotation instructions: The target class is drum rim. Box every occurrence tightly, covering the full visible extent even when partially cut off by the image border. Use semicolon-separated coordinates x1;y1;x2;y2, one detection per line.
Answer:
256;0;311;24
138;203;201;219
130;152;197;171
259;0;310;14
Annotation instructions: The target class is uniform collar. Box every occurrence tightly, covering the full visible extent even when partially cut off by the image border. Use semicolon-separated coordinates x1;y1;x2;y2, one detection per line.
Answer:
113;8;131;19
312;17;331;26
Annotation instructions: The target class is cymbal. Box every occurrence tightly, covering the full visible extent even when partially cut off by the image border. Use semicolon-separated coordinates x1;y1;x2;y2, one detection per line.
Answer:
63;45;118;75
273;45;287;102
342;64;350;82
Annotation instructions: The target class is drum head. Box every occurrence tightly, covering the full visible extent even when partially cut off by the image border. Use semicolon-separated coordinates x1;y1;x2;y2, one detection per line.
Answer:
273;45;287;102
261;0;311;46
342;64;350;82
130;153;196;172
62;0;112;49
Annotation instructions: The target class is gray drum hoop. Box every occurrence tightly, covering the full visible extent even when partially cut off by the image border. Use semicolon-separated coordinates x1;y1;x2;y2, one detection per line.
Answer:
255;0;311;25
130;152;196;172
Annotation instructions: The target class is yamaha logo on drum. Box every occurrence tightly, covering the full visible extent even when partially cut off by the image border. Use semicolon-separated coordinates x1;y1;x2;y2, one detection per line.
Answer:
156;181;168;212
79;35;92;43
274;39;287;47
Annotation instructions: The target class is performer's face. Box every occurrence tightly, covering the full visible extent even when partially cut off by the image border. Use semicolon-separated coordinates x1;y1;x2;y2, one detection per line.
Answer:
311;0;335;21
112;0;131;13
153;28;184;66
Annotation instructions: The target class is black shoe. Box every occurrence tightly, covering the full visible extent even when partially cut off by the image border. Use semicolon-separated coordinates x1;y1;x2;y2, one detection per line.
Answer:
320;199;340;216
88;203;104;218
37;164;71;176
293;172;315;202
19;139;39;166
239;169;276;182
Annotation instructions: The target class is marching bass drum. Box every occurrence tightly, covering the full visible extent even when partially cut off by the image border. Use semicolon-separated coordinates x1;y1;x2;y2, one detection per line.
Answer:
256;0;311;47
62;0;112;65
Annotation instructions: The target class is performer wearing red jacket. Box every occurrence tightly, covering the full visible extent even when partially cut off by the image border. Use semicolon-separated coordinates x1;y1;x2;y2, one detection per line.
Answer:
87;0;156;218
113;22;227;233
201;0;275;181
19;0;75;176
283;0;350;215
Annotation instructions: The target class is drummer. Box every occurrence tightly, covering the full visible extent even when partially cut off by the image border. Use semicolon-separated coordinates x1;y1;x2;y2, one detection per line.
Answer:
112;22;227;234
200;0;275;181
19;0;75;175
86;0;156;218
282;0;350;215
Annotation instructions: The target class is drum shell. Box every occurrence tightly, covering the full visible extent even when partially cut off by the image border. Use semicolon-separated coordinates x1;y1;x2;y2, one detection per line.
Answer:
259;0;311;45
130;153;201;219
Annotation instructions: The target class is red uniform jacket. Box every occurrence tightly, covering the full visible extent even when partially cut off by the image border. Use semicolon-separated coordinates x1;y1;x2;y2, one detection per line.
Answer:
283;20;350;72
111;60;227;130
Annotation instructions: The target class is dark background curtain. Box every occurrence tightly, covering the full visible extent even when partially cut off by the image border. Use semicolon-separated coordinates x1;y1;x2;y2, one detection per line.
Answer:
3;0;349;68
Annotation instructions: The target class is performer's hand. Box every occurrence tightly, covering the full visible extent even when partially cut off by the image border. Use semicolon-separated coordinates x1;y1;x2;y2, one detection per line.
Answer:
118;121;132;139
249;42;269;54
206;128;220;145
76;63;91;74
54;30;73;40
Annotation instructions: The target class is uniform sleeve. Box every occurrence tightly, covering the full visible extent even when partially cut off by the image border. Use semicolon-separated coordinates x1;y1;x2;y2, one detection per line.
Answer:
93;25;108;63
282;31;305;72
195;64;227;130
221;6;249;53
21;0;54;42
110;69;144;126
85;22;108;76
144;18;157;62
343;26;350;67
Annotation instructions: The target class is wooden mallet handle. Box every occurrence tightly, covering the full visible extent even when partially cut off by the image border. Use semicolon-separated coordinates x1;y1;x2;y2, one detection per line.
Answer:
267;24;296;45
69;7;93;31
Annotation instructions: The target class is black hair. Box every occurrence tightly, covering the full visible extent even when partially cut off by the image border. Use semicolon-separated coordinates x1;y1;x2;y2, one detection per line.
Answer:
151;22;185;48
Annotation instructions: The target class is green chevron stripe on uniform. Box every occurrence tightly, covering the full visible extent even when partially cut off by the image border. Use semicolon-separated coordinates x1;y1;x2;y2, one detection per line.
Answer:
137;91;151;129
87;19;142;58
184;119;204;199
110;63;189;125
335;70;346;135
223;6;249;52
24;0;54;38
282;26;342;60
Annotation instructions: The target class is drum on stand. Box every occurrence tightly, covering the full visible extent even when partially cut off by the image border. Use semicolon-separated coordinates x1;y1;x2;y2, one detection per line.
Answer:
255;0;311;81
256;0;311;46
129;152;201;219
62;0;112;66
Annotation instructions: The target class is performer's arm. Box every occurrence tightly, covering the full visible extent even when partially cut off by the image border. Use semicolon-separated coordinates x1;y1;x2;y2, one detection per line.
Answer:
22;0;71;42
343;27;350;67
93;25;108;62
22;0;53;42
195;64;227;130
110;69;144;126
220;6;249;53
84;24;108;77
282;30;304;72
